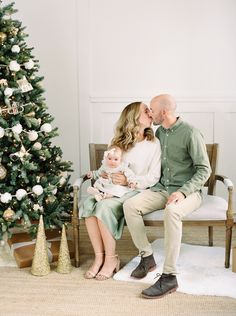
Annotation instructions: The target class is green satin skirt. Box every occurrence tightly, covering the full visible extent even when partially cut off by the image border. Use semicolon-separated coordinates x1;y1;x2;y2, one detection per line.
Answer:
81;190;139;240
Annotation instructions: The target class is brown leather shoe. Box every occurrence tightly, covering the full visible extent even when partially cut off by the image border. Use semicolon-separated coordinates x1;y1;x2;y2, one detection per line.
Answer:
141;273;178;299
131;254;156;279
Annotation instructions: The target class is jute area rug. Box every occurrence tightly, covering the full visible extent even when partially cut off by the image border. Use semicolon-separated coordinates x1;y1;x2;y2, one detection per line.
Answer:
0;225;236;316
1;264;236;316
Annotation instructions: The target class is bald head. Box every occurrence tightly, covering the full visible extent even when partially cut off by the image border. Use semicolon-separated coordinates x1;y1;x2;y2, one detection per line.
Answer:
151;94;177;112
150;94;177;127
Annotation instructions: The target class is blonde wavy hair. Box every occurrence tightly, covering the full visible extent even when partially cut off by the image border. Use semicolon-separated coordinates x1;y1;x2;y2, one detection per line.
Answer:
110;102;154;151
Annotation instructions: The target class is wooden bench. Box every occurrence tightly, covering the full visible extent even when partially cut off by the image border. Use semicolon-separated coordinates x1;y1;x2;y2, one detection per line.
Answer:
72;143;234;268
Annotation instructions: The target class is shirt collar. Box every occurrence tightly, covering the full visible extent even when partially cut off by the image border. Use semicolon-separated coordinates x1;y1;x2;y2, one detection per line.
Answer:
160;117;182;133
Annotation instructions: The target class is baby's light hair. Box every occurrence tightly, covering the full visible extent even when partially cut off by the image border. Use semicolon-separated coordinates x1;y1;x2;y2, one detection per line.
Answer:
104;146;122;159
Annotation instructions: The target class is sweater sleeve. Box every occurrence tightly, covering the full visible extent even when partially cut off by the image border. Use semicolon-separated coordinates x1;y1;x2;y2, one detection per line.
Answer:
134;141;161;189
178;130;212;196
123;165;136;182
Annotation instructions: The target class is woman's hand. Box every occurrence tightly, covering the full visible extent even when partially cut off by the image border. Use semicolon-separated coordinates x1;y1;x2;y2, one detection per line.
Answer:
111;172;128;186
100;171;109;179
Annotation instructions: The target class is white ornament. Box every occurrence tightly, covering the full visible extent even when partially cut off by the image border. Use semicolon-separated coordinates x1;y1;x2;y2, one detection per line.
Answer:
11;45;20;53
32;185;43;196
40;123;52;133
0;127;5;138
9;60;20;72
4;87;13;97
52;188;57;195
16;189;27;201
33;142;42;150
60;171;68;178
0;240;5;246
12;123;23;134
0;192;12;203
3;14;11;20
59;177;66;186
38;118;42;124
33;204;41;211
28;130;38;141
24;59;34;70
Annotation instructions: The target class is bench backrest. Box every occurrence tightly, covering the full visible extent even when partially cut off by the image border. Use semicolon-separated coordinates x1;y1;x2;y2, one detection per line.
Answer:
89;143;218;195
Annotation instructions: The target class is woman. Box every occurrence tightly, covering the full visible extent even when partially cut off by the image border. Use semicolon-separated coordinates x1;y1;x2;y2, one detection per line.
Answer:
81;102;161;280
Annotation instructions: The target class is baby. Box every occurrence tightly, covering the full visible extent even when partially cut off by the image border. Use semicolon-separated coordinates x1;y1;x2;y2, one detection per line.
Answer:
87;146;136;201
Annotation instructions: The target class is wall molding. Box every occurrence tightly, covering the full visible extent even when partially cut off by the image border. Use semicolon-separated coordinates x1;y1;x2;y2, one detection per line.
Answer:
89;95;236;112
90;94;236;103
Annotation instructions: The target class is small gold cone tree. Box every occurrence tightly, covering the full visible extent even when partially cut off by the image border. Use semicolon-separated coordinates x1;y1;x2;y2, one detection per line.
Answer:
31;215;50;276
56;224;72;274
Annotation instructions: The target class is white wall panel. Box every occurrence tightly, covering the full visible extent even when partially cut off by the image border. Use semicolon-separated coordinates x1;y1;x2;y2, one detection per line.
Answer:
90;0;236;96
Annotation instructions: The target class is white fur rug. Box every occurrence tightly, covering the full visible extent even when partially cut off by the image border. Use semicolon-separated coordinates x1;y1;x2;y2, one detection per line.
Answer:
114;239;236;299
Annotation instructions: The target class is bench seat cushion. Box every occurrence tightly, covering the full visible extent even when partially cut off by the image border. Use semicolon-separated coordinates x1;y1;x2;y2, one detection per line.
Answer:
143;195;228;221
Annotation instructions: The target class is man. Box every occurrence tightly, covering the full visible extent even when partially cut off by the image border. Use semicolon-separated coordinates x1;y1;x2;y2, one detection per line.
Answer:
123;94;211;299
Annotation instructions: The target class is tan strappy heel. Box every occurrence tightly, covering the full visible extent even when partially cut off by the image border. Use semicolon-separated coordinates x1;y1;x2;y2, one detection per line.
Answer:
95;254;120;281
84;252;104;279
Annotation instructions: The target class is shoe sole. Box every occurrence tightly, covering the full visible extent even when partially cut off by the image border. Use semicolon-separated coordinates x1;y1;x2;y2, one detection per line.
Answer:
141;286;178;299
131;264;157;279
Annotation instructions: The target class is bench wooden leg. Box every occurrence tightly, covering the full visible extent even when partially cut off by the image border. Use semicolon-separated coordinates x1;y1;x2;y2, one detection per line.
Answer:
208;226;213;246
73;222;80;267
225;225;232;268
72;186;80;267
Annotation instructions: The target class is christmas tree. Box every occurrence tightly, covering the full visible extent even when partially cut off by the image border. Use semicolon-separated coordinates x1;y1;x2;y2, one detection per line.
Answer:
0;1;73;240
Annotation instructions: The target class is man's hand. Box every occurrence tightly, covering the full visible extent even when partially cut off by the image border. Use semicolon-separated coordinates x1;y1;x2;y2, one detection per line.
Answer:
111;172;128;186
166;191;185;205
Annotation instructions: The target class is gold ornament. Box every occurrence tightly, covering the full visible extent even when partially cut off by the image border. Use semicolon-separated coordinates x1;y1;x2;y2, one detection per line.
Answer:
45;195;56;204
31;215;50;276
9;27;18;36
0;164;7;180
0;32;7;44
0;105;10;119
56;225;72;274
3;208;15;221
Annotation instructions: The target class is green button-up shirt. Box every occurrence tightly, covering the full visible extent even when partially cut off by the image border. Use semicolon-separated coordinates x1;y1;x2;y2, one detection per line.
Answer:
151;118;211;196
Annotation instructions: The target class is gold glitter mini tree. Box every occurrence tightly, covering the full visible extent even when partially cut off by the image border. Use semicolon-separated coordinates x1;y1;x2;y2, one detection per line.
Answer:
56;224;72;274
31;215;50;276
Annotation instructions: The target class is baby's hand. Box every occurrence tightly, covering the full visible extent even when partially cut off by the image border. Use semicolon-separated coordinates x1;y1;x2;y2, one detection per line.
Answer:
129;182;137;189
86;171;93;178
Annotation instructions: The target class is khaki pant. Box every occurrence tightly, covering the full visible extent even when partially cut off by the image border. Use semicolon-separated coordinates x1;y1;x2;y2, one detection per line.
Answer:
123;189;202;274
